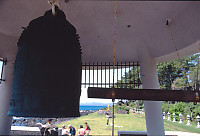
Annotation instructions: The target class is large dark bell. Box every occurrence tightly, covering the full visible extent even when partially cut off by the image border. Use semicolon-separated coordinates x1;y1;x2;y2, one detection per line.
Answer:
7;8;82;118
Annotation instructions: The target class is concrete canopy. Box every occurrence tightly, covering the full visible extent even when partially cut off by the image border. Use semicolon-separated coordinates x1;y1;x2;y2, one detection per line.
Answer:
1;1;200;135
0;0;200;63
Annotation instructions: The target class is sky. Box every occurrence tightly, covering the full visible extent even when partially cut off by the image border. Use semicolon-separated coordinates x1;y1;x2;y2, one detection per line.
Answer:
80;68;128;104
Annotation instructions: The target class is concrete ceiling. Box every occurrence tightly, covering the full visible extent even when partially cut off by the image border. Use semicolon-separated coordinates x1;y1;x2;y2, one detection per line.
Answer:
0;0;200;63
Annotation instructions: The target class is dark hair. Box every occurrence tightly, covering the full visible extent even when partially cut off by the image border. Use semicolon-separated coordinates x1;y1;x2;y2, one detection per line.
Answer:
80;125;83;128
85;122;87;124
48;119;53;121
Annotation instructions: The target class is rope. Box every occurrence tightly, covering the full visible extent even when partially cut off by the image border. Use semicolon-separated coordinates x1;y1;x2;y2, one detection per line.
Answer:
112;0;117;136
112;99;115;136
166;24;189;87
113;0;117;85
166;23;200;104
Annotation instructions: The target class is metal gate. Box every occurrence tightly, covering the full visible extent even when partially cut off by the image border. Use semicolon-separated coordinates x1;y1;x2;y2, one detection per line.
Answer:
81;62;142;89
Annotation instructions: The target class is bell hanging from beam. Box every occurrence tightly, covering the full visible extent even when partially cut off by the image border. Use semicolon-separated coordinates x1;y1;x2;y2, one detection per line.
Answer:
7;7;82;118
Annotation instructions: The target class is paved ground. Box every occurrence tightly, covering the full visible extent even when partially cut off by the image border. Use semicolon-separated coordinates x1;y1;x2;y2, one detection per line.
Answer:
165;131;200;136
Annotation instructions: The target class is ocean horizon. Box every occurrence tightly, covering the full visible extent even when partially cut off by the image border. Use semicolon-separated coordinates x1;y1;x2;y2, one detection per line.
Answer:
79;105;107;111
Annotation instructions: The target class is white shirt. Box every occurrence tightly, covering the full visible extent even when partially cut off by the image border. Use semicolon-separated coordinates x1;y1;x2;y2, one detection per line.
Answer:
62;128;69;135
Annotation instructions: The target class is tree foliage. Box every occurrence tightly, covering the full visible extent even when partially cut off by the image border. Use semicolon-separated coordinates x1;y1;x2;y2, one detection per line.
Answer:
114;53;200;121
114;67;142;89
157;54;199;90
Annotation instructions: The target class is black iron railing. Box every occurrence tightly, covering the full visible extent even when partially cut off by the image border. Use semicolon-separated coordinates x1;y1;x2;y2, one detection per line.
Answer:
81;62;142;88
0;58;7;84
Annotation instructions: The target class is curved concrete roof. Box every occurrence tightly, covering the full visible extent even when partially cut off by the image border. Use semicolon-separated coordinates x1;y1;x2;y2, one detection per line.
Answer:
0;0;200;63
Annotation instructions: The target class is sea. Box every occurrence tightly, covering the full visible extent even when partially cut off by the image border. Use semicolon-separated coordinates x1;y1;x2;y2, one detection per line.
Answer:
79;105;106;111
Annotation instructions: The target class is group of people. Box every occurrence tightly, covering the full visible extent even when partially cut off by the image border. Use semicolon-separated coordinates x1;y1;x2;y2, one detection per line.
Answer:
36;119;91;136
61;122;91;136
36;119;58;136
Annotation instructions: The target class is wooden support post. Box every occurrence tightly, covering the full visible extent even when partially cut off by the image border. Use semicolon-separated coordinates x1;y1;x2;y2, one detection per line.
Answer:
88;87;199;102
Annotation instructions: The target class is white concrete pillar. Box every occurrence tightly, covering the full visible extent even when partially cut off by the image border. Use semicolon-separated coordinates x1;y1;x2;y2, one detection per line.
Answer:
0;34;17;135
139;52;165;136
0;60;14;135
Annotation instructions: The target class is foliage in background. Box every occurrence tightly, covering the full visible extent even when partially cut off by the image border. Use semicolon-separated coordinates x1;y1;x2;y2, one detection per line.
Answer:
157;54;199;90
113;54;200;122
114;66;142;89
158;54;200;122
162;102;200;123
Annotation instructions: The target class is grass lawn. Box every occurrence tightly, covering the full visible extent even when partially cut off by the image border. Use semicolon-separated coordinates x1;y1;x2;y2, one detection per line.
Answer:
164;120;200;134
57;112;200;135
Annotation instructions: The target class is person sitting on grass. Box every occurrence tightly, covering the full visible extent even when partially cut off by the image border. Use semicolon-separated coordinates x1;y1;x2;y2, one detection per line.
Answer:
68;124;76;136
61;125;68;136
78;125;85;136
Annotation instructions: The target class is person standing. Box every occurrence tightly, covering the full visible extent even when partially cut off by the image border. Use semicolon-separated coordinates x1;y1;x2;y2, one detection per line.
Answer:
84;122;91;136
35;121;45;136
44;119;53;136
106;113;110;126
44;119;58;136
68;124;76;136
78;125;85;136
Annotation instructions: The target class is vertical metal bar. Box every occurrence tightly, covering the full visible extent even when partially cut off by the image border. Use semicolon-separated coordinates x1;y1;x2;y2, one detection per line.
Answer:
97;62;99;87
85;62;86;88
133;62;135;88
109;62;111;88
121;62;122;87
129;62;131;88
125;62;127;88
89;62;90;87
0;59;4;84
0;58;6;83
105;62;106;88
137;62;140;88
93;62;94;87
113;61;114;88
101;62;102;88
117;62;118;88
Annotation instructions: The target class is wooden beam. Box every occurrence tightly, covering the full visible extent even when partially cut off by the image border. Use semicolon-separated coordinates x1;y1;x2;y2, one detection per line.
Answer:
88;87;200;102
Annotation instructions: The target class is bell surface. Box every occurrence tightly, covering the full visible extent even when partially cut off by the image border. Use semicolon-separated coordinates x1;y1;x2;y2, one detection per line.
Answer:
7;8;82;118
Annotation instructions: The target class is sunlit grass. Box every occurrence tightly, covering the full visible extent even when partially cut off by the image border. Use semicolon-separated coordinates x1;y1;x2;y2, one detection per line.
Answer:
57;112;200;135
57;112;146;135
